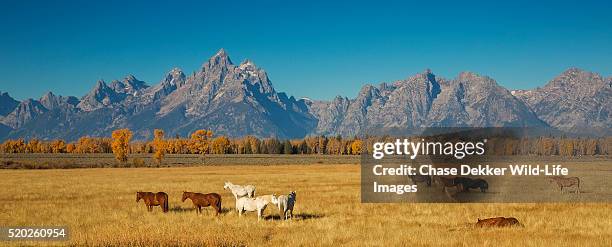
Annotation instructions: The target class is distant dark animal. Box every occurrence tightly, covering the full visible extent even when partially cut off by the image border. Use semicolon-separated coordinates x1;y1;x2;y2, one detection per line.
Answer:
476;217;523;227
136;191;169;213
454;177;488;192
548;176;580;194
181;191;222;215
273;191;296;220
409;175;432;187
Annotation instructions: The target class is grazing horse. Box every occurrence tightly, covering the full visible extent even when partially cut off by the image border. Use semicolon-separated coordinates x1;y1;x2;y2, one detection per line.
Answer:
136;191;169;213
454;177;488;192
224;181;256;199
181;192;222;215
409;175;432;187
236;194;276;220
549;176;580;194
273;191;296;220
476;217;523;227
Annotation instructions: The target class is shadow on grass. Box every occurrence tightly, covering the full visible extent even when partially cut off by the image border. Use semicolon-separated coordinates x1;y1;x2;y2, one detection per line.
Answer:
169;206;195;213
170;206;324;220
169;206;232;215
566;190;584;194
263;212;325;221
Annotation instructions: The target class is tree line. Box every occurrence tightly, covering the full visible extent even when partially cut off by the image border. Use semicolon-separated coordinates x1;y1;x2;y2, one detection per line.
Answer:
1;129;610;163
0;129;365;162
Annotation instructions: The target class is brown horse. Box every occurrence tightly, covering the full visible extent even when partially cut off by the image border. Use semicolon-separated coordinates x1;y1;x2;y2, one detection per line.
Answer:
476;217;523;227
181;192;222;215
136;191;169;213
548;176;580;194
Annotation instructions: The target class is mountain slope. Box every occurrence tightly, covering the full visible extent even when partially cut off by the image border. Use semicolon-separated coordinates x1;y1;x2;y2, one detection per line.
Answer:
1;50;608;141
0;91;19;117
513;68;611;135
1;99;48;129
4;49;317;140
152;49;317;139
427;72;545;127
310;70;547;136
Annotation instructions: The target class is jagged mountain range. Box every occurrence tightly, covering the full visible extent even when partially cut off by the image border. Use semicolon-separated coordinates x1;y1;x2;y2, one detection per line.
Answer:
0;49;610;141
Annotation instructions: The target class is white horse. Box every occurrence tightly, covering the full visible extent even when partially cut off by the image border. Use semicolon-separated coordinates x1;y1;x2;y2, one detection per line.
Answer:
272;191;296;220
236;194;276;220
223;181;256;199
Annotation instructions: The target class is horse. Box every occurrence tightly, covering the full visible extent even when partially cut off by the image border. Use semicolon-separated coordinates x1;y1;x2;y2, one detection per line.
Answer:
454;177;488;192
409;174;432;187
136;191;169;213
236;194;276;220
181;192;222;215
548;176;580;194
476;217;523;227
223;181;256;199
273;191;296;220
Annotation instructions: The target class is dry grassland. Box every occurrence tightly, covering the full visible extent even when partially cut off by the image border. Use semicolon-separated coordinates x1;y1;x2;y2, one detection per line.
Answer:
1;159;611;246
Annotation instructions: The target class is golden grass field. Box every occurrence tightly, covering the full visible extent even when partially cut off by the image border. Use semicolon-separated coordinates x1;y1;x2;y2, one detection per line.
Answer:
1;157;612;246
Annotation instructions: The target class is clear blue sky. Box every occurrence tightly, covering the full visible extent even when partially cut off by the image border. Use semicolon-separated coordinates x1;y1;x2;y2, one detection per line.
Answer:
0;0;610;101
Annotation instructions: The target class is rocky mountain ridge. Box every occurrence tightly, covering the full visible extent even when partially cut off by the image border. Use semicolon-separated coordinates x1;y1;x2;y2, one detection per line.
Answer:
1;49;609;141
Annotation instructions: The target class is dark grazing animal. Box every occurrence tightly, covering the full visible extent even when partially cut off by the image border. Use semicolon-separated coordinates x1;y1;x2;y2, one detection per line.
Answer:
409;174;432;187
476;217;523;227
454;177;488;192
136;191;169;213
273;191;297;220
181;192;222;215
548;176;580;194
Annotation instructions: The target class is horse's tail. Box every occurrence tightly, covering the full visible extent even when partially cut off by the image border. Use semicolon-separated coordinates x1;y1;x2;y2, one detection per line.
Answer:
163;194;169;213
216;196;222;214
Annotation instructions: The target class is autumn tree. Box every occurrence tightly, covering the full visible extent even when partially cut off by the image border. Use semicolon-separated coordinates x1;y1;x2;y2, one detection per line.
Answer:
211;136;230;154
190;130;213;154
317;136;328;154
66;143;76;153
305;137;318;154
27;139;42;153
75;137;102;153
111;129;133;163
1;139;26;153
50;139;66;153
350;139;363;155
153;129;166;164
246;136;261;154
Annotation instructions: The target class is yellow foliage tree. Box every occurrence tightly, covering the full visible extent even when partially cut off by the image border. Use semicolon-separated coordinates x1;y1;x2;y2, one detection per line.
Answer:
27;139;41;153
189;129;213;154
75;137;102;153
66;143;76;153
111;129;132;162
211;136;230;154
153;129;166;164
351;139;363;155
50;139;66;153
2;139;26;153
